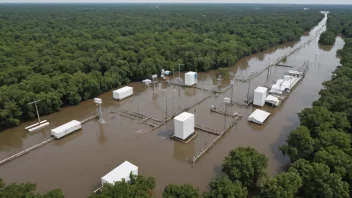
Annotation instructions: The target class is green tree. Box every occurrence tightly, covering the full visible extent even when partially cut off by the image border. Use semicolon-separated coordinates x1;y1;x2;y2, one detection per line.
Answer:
289;159;350;198
255;172;302;198
202;175;247;198
89;174;155;198
222;147;268;187
0;179;64;198
299;106;350;137
313;146;352;182
162;184;200;198
280;126;316;162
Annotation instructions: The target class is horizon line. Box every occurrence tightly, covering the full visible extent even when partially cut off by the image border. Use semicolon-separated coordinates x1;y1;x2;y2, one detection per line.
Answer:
1;2;352;4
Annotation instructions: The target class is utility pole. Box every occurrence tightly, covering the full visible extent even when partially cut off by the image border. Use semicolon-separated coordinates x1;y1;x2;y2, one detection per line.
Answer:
179;64;181;83
165;93;168;119
224;104;227;130
266;66;270;81
28;99;41;124
230;80;234;104
172;89;175;116
246;72;253;104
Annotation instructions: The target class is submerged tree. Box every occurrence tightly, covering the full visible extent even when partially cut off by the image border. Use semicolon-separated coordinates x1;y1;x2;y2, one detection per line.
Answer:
222;147;268;188
162;184;200;198
288;159;350;198
255;172;302;198
0;178;64;198
202;175;247;198
280;126;316;162
89;174;155;198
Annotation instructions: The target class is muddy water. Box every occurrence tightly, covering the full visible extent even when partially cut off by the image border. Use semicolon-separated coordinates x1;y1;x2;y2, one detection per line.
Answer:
0;14;345;197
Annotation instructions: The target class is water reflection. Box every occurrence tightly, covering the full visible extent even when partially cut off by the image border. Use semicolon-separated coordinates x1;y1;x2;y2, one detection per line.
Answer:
98;123;107;145
53;130;83;146
173;138;195;162
319;44;334;52
184;87;196;97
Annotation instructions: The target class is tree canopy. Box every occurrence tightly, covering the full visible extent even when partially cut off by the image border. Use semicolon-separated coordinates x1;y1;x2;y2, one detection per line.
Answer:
255;172;302;198
0;4;324;127
162;184;200;198
222;147;268;188
202;175;247;198
289;159;349;198
0;178;64;198
89;174;155;198
281;9;352;197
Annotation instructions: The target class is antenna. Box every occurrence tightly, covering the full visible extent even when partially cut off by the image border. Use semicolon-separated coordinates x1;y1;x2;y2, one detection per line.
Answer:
28;99;41;124
25;99;50;132
246;72;253;104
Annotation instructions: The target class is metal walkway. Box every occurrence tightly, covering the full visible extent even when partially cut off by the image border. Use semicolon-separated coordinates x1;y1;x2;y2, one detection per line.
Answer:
195;124;219;136
0;138;54;166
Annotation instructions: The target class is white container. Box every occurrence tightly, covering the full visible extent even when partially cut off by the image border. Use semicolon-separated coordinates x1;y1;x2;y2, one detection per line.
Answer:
224;97;231;104
51;120;81;139
142;79;152;85
253;86;268;107
101;161;138;186
185;72;197;86
94;98;102;104
113;86;133;101
266;95;280;107
248;109;271;125
174;112;195;140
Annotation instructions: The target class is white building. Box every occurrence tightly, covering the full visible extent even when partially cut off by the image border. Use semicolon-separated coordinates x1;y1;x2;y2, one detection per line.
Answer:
174;112;195;140
113;86;133;100
248;109;271;125
269;75;301;95
253;86;268;107
101;161;138;185
185;72;197;86
51;120;82;139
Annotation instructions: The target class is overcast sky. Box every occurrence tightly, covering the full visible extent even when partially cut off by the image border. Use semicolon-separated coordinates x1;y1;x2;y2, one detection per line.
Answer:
2;0;352;4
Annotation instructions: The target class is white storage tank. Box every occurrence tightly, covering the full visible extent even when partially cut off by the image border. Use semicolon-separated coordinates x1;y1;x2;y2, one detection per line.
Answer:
174;112;195;140
51;120;82;139
253;86;268;107
185;72;197;86
101;161;138;185
113;86;133;101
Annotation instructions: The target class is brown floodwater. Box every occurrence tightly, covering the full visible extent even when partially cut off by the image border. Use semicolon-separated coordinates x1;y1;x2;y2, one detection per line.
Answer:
0;14;345;197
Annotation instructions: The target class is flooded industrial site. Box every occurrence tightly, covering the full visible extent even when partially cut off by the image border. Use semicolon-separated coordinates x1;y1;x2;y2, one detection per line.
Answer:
0;14;345;197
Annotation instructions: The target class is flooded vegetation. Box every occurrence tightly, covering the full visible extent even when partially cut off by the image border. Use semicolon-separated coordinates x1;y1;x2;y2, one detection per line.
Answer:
0;11;346;197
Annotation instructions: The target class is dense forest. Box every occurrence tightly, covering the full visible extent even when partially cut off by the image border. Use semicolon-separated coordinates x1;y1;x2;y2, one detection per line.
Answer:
0;4;324;128
319;11;352;45
3;4;352;198
280;10;352;198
